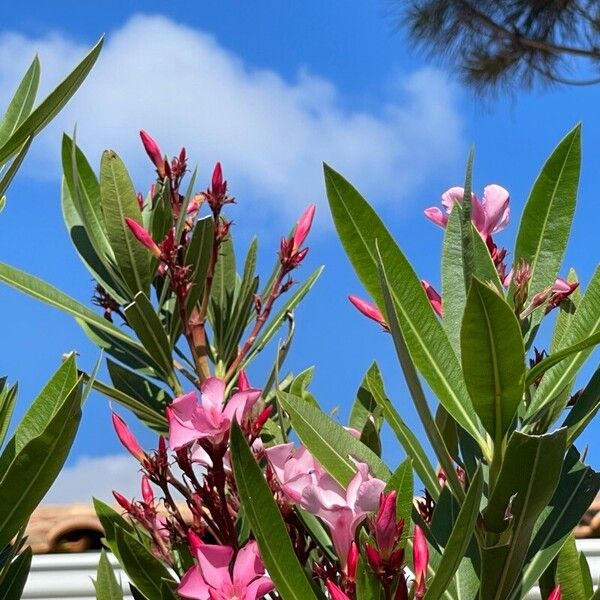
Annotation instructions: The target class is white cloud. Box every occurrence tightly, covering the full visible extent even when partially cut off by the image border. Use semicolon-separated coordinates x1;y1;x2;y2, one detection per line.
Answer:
44;454;141;504
0;14;464;225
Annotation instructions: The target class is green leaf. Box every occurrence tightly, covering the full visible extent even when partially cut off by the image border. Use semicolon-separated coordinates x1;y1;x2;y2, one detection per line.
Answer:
527;264;600;422
424;467;483;600
526;330;600;389
125;292;174;383
93;550;124;600
100;150;151;294
325;164;486;452
93;498;135;563
385;458;414;526
0;355;77;470
0;382;17;449
114;525;173;600
278;390;390;486
0;260;144;347
0;547;32;600
512;448;600;599
480;429;567;600
364;363;440;500
62;177;126;302
356;556;385;600
0;38;103;164
458;147;476;289
0;137;33;199
513;125;581;345
230;422;319;600
554;534;587;600
376;245;473;498
0;375;82;548
563;366;600;444
0;56;40;147
461;278;525;442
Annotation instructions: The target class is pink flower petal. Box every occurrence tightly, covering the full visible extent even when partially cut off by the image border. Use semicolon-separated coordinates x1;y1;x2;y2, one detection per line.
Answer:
196;545;234;591
440;187;465;212
264;443;295;483
171;392;198;424
233;541;265;587
178;566;210;600
167;407;201;450
481;185;510;234
201;378;227;412
223;389;261;423
244;576;275;600
423;207;448;228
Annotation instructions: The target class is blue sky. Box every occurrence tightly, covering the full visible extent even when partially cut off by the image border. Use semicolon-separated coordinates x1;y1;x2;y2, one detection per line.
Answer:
0;1;598;501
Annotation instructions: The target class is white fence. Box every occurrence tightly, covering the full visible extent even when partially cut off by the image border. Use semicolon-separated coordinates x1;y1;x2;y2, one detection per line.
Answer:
21;541;600;600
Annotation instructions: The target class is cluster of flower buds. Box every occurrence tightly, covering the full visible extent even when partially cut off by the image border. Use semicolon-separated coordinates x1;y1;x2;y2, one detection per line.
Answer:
279;204;315;274
92;284;125;323
140;130;188;189
521;276;579;319
365;492;409;598
202;162;235;221
511;259;533;313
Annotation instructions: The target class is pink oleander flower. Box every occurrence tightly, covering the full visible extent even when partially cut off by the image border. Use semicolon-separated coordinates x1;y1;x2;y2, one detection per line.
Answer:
420;281;443;317
413;525;429;599
266;443;385;567
326;581;350;600
548;586;561;600
348;295;388;330
112;413;146;462
167;378;261;450
424;185;510;240
552;277;578;295
178;539;273;600
124;217;161;258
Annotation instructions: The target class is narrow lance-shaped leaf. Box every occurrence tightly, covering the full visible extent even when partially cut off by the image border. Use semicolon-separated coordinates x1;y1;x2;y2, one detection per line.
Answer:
100;150;151;294
0;38;104;164
513;125;581;346
461;278;525;443
230;422;319;600
0;55;40;146
93;549;124;600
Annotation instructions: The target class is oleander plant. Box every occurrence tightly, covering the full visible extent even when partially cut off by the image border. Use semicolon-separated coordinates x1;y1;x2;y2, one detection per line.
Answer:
1;109;599;600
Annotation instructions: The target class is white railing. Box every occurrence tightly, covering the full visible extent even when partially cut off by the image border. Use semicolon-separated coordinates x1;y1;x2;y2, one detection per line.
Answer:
21;541;600;600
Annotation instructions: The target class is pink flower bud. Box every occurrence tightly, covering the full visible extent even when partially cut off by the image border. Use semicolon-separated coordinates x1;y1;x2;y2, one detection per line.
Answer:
346;542;358;582
113;491;133;512
365;543;382;573
141;476;154;504
421;280;443;317
139;130;166;178
374;491;398;558
413;525;429;599
548;586;561;600
325;581;351;600
293;204;316;251
112;413;146;461
348;295;388;330
237;370;251;391
124;218;161;258
212;162;223;192
187;529;203;553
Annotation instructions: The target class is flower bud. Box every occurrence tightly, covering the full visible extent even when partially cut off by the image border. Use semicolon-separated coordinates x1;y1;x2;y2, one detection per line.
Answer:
325;581;350;600
141;476;154;505
348;295;388;330
373;491;399;559
113;490;133;512
139;130;166;178
237;370;251;391
365;543;382;573
548;586;561;600
421;280;443;317
124;218;161;258
346;542;358;582
413;525;429;599
112;412;146;462
293;204;316;251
